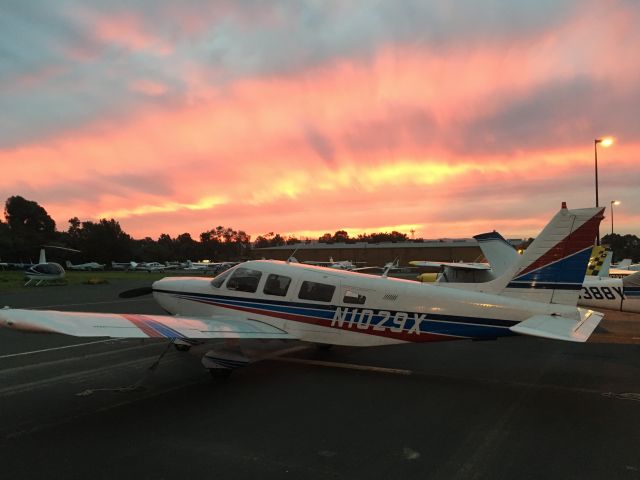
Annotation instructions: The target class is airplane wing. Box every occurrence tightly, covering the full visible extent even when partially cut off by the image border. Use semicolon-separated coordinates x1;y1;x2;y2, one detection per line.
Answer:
0;309;295;340
509;309;603;343
409;261;491;271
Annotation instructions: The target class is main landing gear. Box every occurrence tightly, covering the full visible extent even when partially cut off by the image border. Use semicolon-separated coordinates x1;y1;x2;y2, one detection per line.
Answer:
201;348;250;380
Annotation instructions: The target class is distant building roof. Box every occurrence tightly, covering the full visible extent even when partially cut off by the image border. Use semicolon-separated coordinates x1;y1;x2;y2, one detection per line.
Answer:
254;238;524;250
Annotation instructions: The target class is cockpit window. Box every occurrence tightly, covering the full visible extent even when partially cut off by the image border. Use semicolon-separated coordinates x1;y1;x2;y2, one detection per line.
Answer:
298;281;335;302
343;289;366;305
210;268;233;288
225;267;263;293
263;274;291;297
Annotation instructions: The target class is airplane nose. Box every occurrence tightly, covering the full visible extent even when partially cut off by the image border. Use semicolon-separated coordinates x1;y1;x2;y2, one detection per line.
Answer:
152;277;185;293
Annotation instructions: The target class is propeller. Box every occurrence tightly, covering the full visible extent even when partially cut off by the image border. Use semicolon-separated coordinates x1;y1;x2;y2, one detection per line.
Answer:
118;286;154;298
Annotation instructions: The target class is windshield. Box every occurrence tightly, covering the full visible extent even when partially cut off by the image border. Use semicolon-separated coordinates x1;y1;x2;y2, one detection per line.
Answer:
210;267;235;288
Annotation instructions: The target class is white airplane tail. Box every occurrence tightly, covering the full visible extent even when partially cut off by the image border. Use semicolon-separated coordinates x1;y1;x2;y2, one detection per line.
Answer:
476;203;604;306
473;231;519;277
617;258;632;269
598;250;613;277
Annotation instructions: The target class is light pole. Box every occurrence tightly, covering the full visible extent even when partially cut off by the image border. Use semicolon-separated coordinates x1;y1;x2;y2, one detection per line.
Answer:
610;200;620;236
594;137;614;245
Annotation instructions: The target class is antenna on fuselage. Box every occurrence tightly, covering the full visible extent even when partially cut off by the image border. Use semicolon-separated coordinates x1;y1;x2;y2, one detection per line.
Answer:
287;248;300;264
382;257;399;278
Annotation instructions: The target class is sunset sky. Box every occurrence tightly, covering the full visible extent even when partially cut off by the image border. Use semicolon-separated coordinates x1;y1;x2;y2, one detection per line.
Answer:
1;0;639;241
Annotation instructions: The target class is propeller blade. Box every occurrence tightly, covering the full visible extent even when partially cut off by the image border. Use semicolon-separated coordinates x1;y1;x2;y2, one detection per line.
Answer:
118;286;153;299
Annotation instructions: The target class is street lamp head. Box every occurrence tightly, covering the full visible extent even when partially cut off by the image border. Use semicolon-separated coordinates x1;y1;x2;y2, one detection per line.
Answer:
596;137;614;147
611;200;621;206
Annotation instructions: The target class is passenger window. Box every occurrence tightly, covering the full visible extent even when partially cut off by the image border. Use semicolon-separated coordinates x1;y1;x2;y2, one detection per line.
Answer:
343;289;366;305
225;267;263;293
298;281;335;302
263;274;291;297
211;268;233;288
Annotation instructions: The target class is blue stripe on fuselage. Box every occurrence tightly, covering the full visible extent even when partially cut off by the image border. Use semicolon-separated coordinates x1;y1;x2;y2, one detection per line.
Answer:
155;288;517;339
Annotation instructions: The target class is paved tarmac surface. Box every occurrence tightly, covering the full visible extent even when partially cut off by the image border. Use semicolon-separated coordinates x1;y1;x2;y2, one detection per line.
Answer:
1;280;639;480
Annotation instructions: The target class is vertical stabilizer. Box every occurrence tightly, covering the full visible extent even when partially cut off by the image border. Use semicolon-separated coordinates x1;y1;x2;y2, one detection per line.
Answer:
473;231;519;277
598;250;613;277
475;204;604;305
585;246;609;277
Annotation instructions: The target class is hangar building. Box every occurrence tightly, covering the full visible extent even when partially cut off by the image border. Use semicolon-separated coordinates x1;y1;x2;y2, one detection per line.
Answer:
251;239;506;267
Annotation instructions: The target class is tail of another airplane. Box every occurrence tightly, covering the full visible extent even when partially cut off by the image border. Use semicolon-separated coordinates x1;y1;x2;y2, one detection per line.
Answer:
477;203;604;305
585;246;611;277
598;250;613;277
473;231;520;277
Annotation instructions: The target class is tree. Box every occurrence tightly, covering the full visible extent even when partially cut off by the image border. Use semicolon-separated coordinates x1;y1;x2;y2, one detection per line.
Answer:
73;218;134;263
0;220;10;260
4;196;56;259
332;230;350;243
602;233;640;262
175;233;200;261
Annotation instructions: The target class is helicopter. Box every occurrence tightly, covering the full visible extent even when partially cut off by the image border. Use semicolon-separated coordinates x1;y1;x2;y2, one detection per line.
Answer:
24;246;80;286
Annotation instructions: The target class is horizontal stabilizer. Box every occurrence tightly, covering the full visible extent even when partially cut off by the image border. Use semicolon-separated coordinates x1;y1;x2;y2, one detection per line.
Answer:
509;309;603;343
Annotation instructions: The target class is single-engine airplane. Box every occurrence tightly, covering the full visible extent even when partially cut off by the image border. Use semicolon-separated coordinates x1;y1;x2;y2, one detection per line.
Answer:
0;204;605;376
65;260;105;271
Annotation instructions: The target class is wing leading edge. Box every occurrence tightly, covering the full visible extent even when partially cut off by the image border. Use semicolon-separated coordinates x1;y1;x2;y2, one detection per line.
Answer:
0;308;295;340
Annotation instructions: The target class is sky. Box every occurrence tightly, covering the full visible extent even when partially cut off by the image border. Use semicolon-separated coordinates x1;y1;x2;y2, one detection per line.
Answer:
1;0;639;241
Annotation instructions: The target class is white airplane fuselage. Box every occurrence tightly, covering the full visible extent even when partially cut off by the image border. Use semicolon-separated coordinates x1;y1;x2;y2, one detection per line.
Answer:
152;261;583;347
579;276;640;313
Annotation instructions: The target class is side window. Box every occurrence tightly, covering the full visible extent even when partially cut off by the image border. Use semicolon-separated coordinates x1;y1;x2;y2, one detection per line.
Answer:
225;267;263;293
343;289;366;305
263;274;292;297
298;281;336;302
211;268;233;288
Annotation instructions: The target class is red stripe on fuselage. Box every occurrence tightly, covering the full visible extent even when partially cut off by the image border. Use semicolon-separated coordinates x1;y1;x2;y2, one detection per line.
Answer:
517;209;604;278
189;298;460;343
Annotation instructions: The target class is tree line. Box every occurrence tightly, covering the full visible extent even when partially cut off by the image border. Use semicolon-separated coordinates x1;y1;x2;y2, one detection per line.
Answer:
0;196;425;265
2;196;637;264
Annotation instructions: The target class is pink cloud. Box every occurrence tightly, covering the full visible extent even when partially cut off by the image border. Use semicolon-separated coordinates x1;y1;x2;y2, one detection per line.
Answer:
93;13;173;55
2;2;640;241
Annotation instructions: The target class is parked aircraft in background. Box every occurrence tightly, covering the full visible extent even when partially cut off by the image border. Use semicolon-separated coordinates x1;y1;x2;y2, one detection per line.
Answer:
425;229;640;314
608;258;640;277
183;260;211;271
65;260;105;271
351;260;419;280
111;261;135;271
136;262;167;272
613;259;633;269
24;246;80;286
1;204;606;376
303;258;358;270
412;232;517;283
